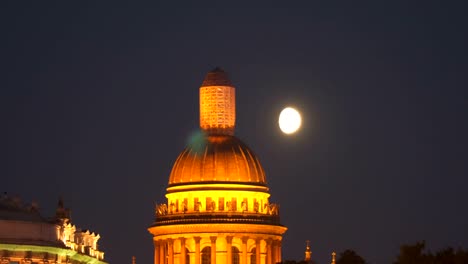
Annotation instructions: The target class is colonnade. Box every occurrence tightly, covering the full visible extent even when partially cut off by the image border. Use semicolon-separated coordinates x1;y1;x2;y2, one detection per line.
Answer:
154;236;282;264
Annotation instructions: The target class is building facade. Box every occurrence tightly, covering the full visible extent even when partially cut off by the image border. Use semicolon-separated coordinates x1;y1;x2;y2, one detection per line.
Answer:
0;195;105;264
148;68;287;264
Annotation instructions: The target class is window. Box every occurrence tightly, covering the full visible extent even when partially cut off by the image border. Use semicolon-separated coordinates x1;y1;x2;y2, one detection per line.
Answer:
206;197;215;211
194;198;200;212
183;198;188;213
201;247;211;264
231;198;237;211
218;197;224;211
253;199;259;212
232;246;240;264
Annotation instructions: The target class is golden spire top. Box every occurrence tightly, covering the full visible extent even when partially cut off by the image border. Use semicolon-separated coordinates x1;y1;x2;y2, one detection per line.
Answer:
199;67;236;135
304;240;312;262
132;256;136;264
331;252;336;264
201;67;233;87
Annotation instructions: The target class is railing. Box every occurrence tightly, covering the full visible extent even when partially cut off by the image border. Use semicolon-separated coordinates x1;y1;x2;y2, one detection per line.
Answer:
64;242;104;260
153;204;282;226
84;246;105;260
155;203;280;217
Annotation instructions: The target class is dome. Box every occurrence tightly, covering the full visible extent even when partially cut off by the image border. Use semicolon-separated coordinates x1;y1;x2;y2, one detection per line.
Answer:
168;135;266;186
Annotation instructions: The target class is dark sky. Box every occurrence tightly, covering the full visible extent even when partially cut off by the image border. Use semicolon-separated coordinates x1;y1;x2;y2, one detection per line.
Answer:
2;1;468;264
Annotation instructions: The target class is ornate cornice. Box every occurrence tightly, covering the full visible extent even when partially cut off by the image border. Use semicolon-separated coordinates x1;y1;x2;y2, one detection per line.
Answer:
0;244;107;264
166;183;269;194
148;223;287;237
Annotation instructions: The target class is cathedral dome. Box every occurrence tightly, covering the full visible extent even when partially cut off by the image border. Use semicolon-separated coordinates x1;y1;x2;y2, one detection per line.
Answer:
168;135;266;186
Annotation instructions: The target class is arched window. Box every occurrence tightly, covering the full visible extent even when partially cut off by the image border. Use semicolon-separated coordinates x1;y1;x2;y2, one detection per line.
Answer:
232;246;240;264
250;247;256;264
186;248;190;264
201;247;211;264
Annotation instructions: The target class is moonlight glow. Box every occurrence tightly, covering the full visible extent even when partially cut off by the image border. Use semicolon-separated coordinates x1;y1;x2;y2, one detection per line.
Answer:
279;107;302;134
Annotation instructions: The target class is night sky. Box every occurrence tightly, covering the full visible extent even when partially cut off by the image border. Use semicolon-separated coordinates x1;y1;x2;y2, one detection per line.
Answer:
2;2;468;264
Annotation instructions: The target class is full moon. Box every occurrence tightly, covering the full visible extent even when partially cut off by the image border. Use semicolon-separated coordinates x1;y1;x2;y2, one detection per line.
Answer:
278;107;302;134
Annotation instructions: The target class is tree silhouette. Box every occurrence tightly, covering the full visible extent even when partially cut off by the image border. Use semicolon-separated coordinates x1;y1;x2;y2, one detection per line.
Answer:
394;241;429;264
336;250;367;264
394;241;468;264
279;260;317;264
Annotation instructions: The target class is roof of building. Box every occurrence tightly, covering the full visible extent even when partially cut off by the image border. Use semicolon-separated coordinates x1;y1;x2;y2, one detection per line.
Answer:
168;135;267;186
201;67;233;87
0;195;46;222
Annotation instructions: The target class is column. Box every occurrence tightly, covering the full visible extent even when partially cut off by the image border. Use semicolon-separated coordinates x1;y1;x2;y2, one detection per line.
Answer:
270;240;276;264
154;240;160;264
266;239;272;264
168;239;174;264
226;236;233;264
195;237;201;264
210;236;217;264
241;237;248;264
159;240;165;264
255;239;261;264
272;241;277;264
180;237;186;264
276;240;281;263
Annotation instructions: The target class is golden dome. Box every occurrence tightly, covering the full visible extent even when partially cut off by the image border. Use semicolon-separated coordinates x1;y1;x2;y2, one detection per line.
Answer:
168;135;266;186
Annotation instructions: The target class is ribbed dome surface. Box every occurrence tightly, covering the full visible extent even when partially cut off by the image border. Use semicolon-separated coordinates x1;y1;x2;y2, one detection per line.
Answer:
169;135;266;186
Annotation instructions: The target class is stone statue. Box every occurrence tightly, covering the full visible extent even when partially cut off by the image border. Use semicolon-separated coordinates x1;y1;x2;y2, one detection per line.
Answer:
241;201;247;212
156;203;168;216
254;200;259;213
194;201;201;212
169;202;175;214
264;203;270;214
210;201;216;211
270;204;279;215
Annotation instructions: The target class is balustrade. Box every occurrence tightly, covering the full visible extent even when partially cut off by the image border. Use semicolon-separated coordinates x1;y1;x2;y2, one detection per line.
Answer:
156;201;279;217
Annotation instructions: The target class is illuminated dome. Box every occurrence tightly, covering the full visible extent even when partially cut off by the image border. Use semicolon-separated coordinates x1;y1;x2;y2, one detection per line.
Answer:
149;68;286;264
169;135;266;186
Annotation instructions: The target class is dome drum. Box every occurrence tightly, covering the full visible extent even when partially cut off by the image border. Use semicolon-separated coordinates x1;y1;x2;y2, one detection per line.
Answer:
155;188;280;226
